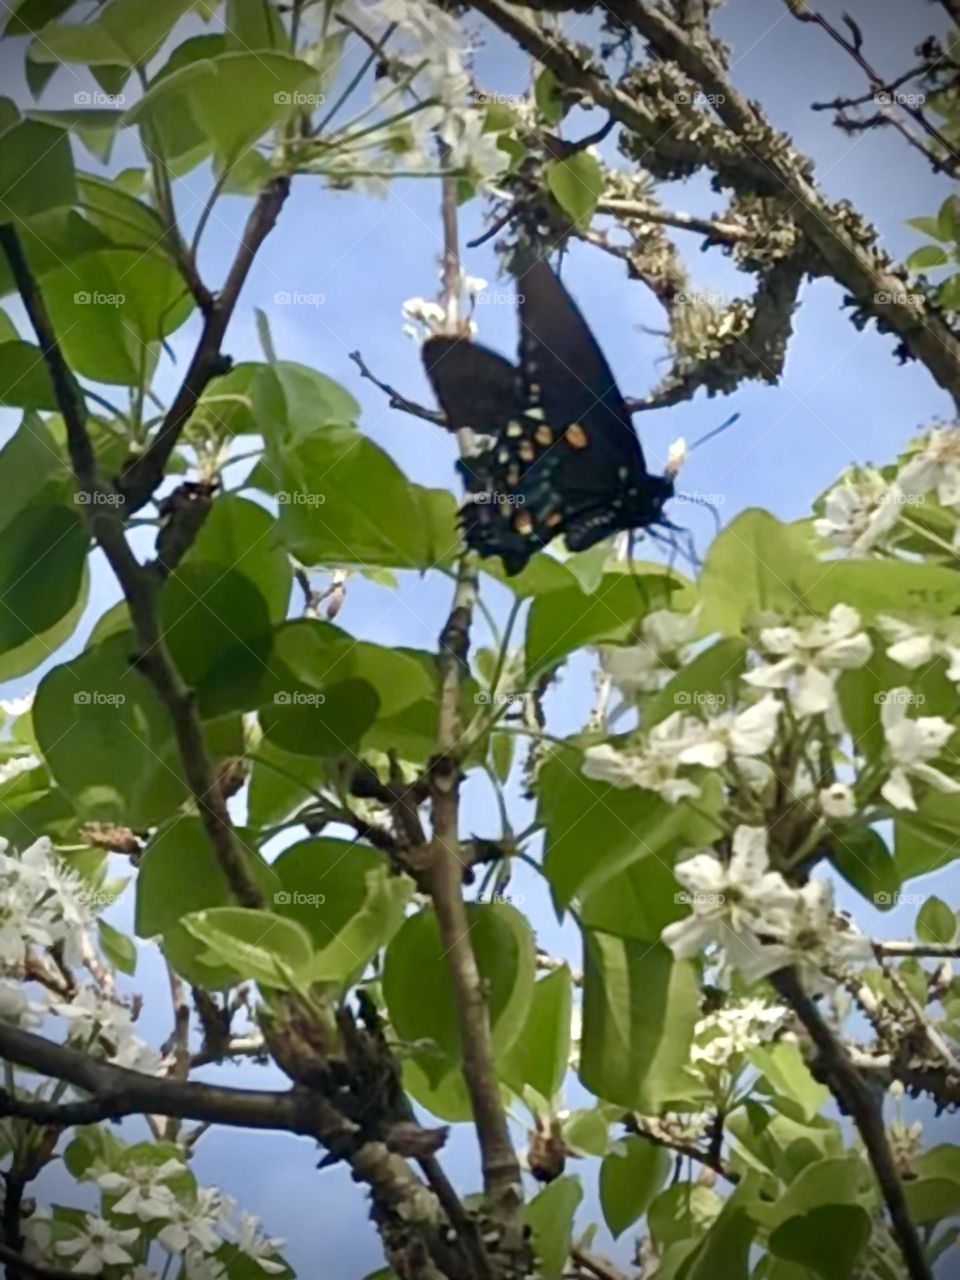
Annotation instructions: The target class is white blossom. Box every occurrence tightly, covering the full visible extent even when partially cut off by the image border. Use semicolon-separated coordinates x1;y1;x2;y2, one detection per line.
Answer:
878;614;960;683
0;979;45;1027
677;695;781;768
97;1158;185;1221
0;692;34;718
0;754;40;785
880;691;960;811
819;782;856;819
691;998;788;1066
234;1212;287;1274
897;426;960;508
582;713;702;803
660;825;797;971
666;437;688;476
55;1216;139;1274
597;608;698;694
813;468;903;554
159;1188;231;1257
744;604;872;717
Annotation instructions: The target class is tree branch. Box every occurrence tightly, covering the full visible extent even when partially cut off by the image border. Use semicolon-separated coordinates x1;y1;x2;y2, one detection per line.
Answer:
772;968;932;1280
117;176;291;511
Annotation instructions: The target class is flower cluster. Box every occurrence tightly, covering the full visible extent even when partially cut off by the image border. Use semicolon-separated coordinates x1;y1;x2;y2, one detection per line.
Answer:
660;826;873;986
690;997;788;1067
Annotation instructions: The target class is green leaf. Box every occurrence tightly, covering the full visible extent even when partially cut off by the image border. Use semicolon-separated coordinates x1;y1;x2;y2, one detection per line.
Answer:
759;1156;864;1230
600;1137;671;1237
904;1177;960;1223
161;560;274;717
645;636;748;727
0;504;88;657
383;903;535;1084
225;0;287;51
526;572;676;676
40;249;193;384
29;108;125;164
769;1205;870;1280
247;739;324;828
0;341;57;408
135;817;279;939
266;426;452;570
499;967;571;1099
749;1042;829;1123
97;919;137;975
546;152;603;226
5;0;74;36
534;67;566;124
896;791;960;879
682;1195;757;1280
917;895;957;944
699;509;818;634
938;274;960;311
649;1185;722;1250
271;838;411;984
580;932;700;1111
526;1176;582;1280
188;495;292;621
0;117;77;223
906;215;947;241
827;825;900;909
128;52;319;167
906;244;950;271
76;172;168;255
538;745;722;911
30;0;196;69
182;906;315;989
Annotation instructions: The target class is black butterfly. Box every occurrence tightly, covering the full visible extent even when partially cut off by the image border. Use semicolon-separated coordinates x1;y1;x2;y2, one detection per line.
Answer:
422;258;674;576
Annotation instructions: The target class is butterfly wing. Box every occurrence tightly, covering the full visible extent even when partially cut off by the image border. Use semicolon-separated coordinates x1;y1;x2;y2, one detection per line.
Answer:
422;337;544;573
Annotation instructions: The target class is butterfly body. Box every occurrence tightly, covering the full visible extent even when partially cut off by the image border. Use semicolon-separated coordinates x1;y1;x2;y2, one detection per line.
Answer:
423;259;674;575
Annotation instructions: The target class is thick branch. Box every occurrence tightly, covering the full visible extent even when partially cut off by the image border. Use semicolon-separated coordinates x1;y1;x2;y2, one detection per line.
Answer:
466;0;960;409
118;177;291;511
773;968;932;1280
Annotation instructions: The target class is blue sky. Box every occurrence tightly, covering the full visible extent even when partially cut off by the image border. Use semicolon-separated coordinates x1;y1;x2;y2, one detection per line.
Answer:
3;0;960;1274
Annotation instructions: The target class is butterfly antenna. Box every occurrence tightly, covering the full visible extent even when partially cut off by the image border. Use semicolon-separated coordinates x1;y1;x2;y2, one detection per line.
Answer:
676;490;722;535
688;411;741;453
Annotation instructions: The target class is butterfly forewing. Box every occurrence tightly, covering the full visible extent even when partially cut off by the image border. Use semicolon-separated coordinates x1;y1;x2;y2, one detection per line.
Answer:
421;337;520;433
